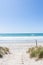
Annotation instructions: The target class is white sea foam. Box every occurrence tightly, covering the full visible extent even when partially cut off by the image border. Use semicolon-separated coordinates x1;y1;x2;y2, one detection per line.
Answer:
0;36;43;40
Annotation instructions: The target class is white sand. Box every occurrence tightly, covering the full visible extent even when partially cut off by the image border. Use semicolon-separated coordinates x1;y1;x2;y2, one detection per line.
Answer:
0;43;43;65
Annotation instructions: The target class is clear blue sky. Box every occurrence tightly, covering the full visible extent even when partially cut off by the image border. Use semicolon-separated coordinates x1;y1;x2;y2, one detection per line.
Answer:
0;0;43;33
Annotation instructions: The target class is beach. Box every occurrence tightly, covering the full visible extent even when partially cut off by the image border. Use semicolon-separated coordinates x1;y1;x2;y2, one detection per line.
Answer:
0;41;43;65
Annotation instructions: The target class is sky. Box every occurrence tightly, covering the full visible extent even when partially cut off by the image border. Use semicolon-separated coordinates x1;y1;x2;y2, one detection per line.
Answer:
0;0;43;33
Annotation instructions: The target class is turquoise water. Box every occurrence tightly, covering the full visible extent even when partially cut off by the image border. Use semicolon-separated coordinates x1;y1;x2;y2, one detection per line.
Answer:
0;33;43;43
0;33;43;37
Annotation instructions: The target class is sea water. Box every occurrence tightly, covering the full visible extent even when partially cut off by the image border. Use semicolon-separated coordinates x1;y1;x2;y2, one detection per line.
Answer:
0;33;43;42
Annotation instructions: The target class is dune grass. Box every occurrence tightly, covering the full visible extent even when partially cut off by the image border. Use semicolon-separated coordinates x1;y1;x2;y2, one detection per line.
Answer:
0;47;10;58
27;46;43;60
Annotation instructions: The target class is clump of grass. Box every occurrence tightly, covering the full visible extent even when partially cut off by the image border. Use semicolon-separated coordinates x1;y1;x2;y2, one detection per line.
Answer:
30;50;38;58
0;46;10;58
38;50;43;58
0;50;4;58
27;46;43;60
3;47;9;54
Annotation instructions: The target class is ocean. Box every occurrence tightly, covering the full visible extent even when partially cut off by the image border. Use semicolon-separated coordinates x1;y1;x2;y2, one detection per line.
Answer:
0;33;43;43
0;33;43;37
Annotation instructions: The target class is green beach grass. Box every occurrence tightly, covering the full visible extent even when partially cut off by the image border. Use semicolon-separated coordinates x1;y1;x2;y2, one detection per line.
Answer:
27;46;43;60
0;47;10;58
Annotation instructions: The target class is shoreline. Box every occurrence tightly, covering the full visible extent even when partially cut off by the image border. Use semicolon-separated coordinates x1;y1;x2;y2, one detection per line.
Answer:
0;36;43;40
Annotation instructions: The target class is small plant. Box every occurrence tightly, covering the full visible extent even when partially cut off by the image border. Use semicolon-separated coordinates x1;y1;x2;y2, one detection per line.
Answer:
0;50;4;58
30;50;37;58
39;50;43;58
3;47;9;54
0;46;10;58
27;46;43;60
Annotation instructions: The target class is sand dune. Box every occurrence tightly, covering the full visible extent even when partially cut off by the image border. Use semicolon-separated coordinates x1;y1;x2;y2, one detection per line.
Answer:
0;43;43;65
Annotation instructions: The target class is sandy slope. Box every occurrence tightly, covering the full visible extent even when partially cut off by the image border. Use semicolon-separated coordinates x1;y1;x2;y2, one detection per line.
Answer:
0;43;43;65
